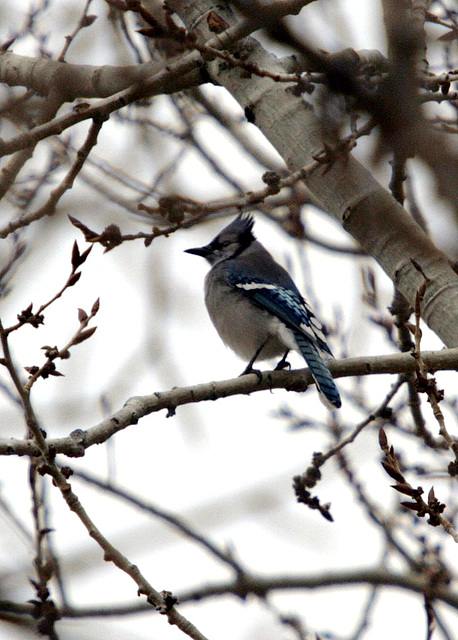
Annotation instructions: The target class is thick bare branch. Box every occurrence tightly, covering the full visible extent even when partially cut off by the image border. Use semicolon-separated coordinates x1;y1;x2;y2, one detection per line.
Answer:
0;51;163;100
2;348;458;458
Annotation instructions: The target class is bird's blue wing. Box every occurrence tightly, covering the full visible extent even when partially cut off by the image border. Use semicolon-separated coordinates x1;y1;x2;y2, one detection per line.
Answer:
228;274;333;357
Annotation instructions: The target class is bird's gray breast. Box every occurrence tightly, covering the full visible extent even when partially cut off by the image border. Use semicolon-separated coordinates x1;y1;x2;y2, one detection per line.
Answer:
204;266;290;361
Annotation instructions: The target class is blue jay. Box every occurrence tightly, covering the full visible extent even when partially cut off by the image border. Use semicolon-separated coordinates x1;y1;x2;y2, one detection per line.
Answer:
185;214;341;409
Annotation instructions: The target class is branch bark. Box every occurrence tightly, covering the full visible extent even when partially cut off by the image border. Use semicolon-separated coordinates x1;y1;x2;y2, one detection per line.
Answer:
0;52;164;100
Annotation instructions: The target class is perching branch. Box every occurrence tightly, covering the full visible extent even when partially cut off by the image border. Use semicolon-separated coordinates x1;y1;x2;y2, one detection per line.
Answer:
2;347;458;458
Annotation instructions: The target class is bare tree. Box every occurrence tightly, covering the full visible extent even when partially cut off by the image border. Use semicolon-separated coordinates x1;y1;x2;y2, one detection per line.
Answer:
1;1;458;638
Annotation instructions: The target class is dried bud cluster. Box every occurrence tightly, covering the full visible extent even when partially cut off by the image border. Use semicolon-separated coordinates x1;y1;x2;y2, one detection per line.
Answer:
379;428;447;528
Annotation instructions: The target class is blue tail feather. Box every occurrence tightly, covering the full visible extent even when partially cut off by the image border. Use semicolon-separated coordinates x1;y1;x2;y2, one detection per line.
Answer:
292;330;341;409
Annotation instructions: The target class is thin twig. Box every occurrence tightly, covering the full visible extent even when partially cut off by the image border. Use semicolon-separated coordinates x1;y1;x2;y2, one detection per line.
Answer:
72;468;246;577
1;116;107;236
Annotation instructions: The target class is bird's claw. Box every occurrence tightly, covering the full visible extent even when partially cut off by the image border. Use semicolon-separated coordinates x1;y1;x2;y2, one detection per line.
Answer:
275;351;291;370
239;366;263;382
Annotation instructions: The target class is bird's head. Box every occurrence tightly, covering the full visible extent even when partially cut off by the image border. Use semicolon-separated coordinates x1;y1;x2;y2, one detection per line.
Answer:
185;214;255;266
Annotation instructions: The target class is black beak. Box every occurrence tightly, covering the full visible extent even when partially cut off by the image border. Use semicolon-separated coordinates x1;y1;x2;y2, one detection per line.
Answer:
184;245;212;258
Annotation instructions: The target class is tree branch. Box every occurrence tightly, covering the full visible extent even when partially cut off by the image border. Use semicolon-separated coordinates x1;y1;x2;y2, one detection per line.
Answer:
0;52;163;100
2;347;458;458
1;565;456;620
